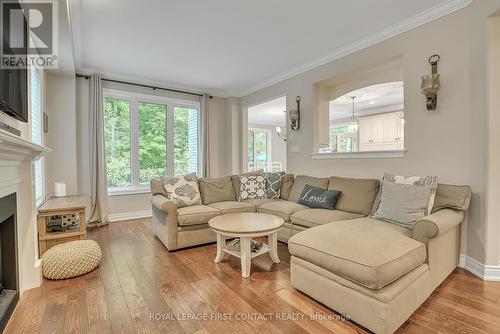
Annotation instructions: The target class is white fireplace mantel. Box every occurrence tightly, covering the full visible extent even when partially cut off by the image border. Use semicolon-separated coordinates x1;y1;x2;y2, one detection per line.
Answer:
0;128;51;294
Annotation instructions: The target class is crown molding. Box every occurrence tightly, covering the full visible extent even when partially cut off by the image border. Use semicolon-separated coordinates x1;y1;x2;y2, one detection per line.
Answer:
67;0;83;71
234;0;475;97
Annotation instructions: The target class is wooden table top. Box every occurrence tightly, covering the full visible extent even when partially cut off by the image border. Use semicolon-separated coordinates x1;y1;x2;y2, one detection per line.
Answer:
208;213;284;234
38;195;88;213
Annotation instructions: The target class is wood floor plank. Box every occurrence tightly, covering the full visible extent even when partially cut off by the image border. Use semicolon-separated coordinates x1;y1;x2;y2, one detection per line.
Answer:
5;218;500;334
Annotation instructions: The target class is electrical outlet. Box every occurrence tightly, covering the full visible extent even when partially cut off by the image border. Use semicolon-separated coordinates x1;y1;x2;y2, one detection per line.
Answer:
290;145;300;153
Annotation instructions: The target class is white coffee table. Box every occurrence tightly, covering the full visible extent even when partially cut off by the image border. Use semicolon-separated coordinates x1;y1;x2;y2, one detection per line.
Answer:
208;213;285;278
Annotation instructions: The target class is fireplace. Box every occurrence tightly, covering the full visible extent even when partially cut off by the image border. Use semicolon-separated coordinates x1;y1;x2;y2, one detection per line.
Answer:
0;193;18;332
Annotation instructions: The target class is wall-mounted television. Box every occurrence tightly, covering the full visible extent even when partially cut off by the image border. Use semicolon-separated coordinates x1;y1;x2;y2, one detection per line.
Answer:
0;0;28;123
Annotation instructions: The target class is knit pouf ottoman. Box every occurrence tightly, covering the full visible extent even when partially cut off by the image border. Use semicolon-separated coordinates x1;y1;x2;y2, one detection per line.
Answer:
42;240;102;279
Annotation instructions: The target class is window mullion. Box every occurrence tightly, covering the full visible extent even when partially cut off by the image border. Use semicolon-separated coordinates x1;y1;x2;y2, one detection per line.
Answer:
130;99;140;188
166;103;174;176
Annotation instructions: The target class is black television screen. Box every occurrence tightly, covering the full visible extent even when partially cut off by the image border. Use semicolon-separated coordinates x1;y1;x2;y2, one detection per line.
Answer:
0;0;28;123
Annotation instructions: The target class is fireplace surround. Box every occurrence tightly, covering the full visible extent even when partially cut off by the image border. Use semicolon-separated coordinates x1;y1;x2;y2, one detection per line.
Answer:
0;193;18;332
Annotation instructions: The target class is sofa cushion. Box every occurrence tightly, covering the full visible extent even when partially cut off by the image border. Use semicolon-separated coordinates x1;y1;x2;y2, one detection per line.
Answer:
150;179;167;197
432;184;472;213
288;175;330;202
199;176;236;204
288;218;426;289
290;209;363;228
280;174;295;200
241;198;277;206
328;177;380;215
177;205;221;227
258;200;308;221
208;201;256;214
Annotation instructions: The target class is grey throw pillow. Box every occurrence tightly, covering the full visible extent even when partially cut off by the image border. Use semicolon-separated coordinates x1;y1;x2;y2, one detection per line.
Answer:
160;173;201;208
297;184;342;210
373;181;432;229
239;175;266;200
383;173;438;215
264;172;285;199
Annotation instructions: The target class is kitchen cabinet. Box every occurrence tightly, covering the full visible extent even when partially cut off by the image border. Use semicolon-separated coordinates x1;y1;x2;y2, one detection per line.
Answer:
357;112;404;151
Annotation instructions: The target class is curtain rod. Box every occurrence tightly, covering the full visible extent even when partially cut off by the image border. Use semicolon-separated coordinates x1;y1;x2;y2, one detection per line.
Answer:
76;73;205;98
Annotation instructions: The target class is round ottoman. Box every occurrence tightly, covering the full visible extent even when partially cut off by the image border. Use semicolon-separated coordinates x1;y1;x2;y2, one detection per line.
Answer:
42;240;102;280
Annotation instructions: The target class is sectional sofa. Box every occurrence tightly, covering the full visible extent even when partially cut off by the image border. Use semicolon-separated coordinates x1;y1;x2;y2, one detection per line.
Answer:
150;174;471;334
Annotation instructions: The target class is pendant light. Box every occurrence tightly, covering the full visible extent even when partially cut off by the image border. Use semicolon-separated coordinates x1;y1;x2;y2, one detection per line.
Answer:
348;96;359;132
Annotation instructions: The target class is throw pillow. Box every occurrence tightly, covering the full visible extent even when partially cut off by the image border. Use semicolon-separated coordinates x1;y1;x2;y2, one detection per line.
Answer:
239;175;266;201
264;172;285;199
373;181;432;229
198;176;236;204
297;184;342;210
160;173;201;208
383;173;438;215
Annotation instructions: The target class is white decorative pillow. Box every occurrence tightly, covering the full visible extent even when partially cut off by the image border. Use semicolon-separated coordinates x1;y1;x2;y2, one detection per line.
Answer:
239;175;266;201
161;173;201;208
383;173;438;215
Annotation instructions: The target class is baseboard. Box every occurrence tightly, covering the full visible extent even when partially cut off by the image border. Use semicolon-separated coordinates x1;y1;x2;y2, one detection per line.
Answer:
459;255;500;281
108;210;152;222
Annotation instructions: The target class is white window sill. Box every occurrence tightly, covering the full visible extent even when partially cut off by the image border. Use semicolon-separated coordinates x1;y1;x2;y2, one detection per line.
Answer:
311;150;406;159
108;188;151;196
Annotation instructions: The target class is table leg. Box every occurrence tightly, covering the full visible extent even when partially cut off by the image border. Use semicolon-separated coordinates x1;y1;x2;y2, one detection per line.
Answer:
240;237;251;278
268;232;280;263
215;234;226;263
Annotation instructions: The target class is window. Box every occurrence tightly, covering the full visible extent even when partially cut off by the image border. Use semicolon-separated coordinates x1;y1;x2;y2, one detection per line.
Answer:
103;90;200;192
31;66;44;206
247;129;269;163
104;98;131;188
138;102;167;184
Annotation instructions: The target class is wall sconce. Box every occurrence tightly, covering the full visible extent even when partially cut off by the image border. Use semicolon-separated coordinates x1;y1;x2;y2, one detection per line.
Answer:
421;54;440;111
288;96;301;131
276;125;286;141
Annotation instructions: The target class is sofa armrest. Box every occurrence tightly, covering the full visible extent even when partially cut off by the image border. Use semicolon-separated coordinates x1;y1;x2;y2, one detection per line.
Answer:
151;195;177;215
412;208;465;244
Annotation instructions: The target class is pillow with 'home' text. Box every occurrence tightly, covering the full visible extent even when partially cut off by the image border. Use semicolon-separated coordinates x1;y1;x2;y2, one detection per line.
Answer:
297;184;342;210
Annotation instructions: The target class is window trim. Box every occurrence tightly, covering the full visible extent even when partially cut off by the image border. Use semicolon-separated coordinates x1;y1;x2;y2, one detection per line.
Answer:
103;89;201;193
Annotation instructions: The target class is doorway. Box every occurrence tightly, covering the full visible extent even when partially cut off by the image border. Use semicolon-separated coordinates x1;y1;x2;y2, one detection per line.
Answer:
246;96;287;172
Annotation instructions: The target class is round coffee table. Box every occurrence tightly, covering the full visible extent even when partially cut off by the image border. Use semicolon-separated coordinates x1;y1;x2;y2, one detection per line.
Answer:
208;213;285;278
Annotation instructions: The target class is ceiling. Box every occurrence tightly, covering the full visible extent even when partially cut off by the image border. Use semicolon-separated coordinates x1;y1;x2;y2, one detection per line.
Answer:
330;81;404;122
248;96;286;126
69;0;472;96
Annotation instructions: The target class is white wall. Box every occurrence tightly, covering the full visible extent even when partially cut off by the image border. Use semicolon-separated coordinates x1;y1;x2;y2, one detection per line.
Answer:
240;0;500;266
44;73;78;196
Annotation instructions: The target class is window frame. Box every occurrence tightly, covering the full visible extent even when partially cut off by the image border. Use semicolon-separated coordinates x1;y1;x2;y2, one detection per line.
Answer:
103;89;201;194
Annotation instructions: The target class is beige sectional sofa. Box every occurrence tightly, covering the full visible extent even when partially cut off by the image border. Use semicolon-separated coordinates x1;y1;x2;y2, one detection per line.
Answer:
150;174;471;334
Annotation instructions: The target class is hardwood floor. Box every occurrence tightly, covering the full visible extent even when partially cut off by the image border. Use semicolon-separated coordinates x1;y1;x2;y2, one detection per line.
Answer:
5;218;500;334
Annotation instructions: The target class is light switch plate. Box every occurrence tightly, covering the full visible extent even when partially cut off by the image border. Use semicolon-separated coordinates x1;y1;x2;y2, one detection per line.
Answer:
290;145;300;153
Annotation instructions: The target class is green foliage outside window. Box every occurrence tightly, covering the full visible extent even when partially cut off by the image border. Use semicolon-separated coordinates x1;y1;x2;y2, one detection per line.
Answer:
139;102;167;184
104;98;131;188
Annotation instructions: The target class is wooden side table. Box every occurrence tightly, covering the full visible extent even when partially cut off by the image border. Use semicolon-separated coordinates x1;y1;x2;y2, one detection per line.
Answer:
37;195;87;256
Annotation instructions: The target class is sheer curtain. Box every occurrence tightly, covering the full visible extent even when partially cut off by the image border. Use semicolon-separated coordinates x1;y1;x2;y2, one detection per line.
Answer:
201;94;211;178
88;74;109;227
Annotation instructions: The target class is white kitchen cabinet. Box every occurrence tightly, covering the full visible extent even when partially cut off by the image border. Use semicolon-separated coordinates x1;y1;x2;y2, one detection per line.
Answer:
356;111;404;151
